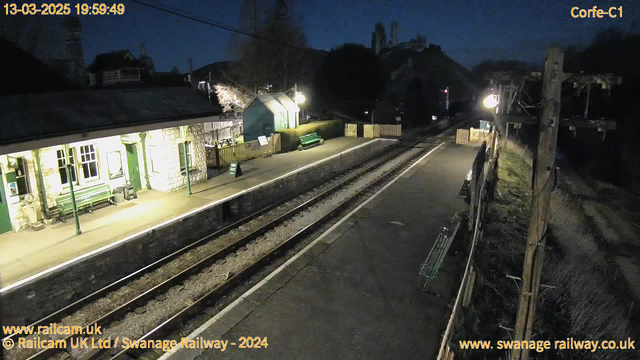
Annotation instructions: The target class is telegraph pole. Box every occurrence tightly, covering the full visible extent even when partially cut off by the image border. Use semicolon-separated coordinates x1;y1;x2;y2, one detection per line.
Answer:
511;47;563;360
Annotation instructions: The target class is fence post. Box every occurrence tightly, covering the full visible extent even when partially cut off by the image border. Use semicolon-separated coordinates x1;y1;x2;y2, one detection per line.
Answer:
463;268;477;308
214;145;220;168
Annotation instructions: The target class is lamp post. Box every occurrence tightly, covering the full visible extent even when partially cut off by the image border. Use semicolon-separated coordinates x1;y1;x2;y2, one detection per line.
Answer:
483;93;510;149
483;94;499;111
64;144;81;235
292;83;306;128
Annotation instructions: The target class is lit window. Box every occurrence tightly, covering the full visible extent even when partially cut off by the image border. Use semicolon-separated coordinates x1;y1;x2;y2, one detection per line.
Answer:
15;157;31;196
56;148;77;186
106;151;123;180
79;144;99;180
178;142;192;171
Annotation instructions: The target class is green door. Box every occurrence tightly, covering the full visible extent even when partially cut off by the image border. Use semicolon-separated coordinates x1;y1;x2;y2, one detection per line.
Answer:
0;168;13;233
125;144;142;191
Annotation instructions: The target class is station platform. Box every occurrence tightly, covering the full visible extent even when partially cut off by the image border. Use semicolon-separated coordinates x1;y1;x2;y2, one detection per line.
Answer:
0;137;373;287
165;143;478;360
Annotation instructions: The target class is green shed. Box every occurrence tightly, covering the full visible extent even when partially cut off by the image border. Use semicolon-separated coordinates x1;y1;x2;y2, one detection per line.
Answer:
242;93;300;142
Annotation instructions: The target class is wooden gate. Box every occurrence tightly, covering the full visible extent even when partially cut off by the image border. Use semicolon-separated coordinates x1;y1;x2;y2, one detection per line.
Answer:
456;129;470;144
345;123;357;137
363;124;375;138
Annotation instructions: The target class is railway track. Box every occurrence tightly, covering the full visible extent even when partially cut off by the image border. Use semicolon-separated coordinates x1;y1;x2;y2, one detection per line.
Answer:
107;141;435;360
4;116;475;360
4;139;427;360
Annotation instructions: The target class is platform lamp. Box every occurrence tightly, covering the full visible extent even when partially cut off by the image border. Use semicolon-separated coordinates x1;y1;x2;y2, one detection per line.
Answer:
63;144;82;235
180;125;192;196
290;83;306;128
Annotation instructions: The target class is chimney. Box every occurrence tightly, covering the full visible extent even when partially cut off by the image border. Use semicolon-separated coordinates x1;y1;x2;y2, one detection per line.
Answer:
63;16;85;85
139;43;154;74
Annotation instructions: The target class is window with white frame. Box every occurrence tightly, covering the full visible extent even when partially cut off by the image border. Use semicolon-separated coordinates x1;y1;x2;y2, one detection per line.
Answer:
79;144;99;180
178;142;192;172
106;151;123;180
56;148;77;186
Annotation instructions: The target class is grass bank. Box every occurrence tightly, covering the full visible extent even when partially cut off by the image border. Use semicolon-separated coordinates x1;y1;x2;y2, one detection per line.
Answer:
452;142;636;360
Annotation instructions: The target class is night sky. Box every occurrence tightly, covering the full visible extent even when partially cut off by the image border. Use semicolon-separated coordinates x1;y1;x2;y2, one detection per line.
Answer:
74;0;640;72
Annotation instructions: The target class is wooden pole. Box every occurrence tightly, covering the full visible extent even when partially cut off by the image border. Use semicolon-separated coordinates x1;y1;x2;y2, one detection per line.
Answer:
583;83;591;119
504;122;509;150
511;47;563;360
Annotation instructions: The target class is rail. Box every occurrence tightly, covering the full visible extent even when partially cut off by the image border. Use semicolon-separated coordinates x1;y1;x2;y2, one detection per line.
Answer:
19;141;427;360
111;142;435;360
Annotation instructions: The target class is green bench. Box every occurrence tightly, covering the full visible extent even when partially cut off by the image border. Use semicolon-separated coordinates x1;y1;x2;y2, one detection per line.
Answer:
56;184;115;222
419;222;461;292
298;132;324;150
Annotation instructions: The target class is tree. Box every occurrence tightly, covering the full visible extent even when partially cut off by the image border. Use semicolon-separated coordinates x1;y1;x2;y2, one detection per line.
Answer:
231;0;307;94
314;43;386;119
214;84;253;113
472;59;537;87
171;66;180;75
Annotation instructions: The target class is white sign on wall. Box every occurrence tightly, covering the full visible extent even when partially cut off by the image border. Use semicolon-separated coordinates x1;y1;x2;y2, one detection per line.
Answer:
257;135;269;146
395;116;401;122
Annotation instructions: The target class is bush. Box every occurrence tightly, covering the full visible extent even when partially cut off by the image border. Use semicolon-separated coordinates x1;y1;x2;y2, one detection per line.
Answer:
277;119;344;152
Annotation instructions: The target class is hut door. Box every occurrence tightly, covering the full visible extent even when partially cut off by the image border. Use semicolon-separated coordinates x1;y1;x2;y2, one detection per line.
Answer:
0;168;13;233
125;144;142;191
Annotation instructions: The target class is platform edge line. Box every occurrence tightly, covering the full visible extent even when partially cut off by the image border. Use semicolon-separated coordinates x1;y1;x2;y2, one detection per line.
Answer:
1;139;396;293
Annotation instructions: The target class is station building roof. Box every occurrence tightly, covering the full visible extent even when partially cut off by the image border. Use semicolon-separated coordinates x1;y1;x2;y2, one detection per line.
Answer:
249;93;299;114
0;87;221;154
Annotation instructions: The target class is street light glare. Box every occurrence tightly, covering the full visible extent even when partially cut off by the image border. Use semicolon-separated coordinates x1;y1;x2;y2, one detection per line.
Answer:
295;92;306;104
483;95;498;108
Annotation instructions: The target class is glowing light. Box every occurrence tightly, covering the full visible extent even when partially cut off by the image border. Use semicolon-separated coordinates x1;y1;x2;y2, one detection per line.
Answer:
295;92;306;104
432;115;438;121
483;95;499;109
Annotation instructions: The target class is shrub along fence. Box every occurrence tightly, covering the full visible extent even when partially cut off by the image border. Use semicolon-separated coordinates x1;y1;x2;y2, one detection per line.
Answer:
438;127;499;360
278;119;344;152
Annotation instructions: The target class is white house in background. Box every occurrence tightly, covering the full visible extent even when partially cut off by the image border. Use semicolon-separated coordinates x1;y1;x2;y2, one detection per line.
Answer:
242;93;300;142
0;87;221;234
86;49;146;86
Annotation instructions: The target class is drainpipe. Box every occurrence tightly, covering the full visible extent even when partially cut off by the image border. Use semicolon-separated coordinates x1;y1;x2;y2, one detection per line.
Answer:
139;132;151;190
34;149;49;218
64;144;81;235
183;141;192;196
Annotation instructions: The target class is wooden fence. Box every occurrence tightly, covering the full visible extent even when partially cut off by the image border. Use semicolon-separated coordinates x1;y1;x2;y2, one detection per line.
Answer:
206;133;281;168
456;129;470;145
379;124;402;136
456;127;492;145
437;128;499;360
470;127;492;143
348;124;402;138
